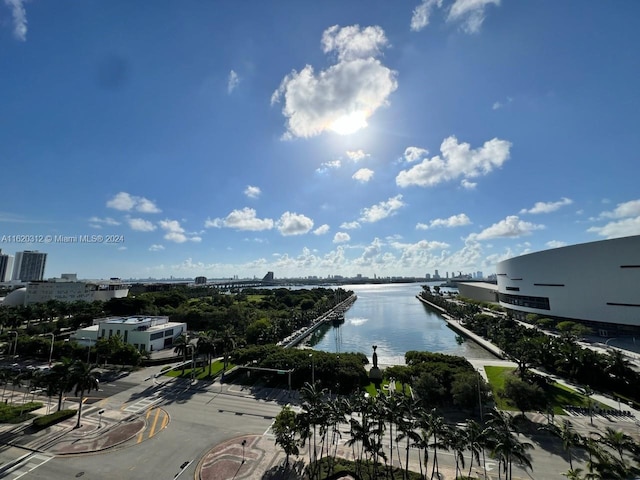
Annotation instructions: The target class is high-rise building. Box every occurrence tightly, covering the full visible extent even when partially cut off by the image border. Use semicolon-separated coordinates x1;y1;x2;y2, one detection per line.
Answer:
0;250;14;282
12;250;47;282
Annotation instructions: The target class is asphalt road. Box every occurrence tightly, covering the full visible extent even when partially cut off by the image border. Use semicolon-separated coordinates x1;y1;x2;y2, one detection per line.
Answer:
21;367;285;480
4;363;638;480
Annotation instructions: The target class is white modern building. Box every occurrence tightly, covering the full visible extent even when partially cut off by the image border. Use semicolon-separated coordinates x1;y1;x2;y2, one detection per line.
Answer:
0;250;13;282
12;250;47;281
72;316;187;352
1;274;129;306
496;235;640;336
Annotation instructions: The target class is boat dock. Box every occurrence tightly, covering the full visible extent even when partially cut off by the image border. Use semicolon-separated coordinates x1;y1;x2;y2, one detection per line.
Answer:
279;294;357;348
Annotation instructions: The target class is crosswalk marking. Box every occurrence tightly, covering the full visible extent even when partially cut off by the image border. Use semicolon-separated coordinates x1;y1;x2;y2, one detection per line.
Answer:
4;453;53;479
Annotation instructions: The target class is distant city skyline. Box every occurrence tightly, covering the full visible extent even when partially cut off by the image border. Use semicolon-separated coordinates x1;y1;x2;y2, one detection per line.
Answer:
2;2;639;280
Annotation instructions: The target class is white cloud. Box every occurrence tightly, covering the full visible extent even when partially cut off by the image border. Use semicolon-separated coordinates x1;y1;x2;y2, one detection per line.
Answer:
492;101;502;110
403;146;429;162
587;217;640;239
411;0;443;32
128;218;157;232
313;224;330;235
137;198;162;214
545;240;567;249
340;221;361;230
205;208;274;231
333;232;351;243
316;159;341;174
321;24;388;61
271;24;397;139
149;244;165;252
277;212;314;236
473;215;545;240
420;213;472;229
359;195;406;223
520;197;573;215
396;136;511;188
447;0;500;34
352;168;374;183
159;219;200;243
244;185;261;199
599;199;640;219
227;70;239;94
587;200;640;238
106;192;161;213
89;216;121;226
346;149;369;162
461;179;477;190
4;0;27;41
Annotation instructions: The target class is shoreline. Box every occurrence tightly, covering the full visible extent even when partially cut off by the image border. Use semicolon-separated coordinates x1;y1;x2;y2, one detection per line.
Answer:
416;294;505;359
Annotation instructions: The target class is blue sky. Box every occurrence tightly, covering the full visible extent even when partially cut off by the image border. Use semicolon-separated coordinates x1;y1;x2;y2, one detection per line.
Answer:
1;1;639;280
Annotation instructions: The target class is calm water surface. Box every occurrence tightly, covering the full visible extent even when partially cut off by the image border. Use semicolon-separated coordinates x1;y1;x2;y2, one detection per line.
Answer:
307;283;496;365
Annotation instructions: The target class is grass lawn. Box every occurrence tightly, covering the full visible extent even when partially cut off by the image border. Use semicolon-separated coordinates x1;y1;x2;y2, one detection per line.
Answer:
484;366;607;414
0;402;43;423
363;380;411;397
165;360;232;380
484;366;516;410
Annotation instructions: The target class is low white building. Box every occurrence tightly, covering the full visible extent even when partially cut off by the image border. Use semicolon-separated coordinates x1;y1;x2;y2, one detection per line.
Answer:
72;316;187;352
1;274;129;306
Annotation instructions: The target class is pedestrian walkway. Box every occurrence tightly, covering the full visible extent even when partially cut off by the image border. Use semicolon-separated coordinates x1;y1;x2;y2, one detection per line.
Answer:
196;433;465;480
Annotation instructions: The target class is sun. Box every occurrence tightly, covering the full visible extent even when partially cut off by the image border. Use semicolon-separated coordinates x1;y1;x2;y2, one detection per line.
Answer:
329;111;368;135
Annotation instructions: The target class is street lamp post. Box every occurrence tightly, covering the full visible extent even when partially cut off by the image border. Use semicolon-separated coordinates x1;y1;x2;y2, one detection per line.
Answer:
189;344;196;383
80;337;94;364
43;333;54;366
309;353;315;385
241;439;247;464
8;331;18;356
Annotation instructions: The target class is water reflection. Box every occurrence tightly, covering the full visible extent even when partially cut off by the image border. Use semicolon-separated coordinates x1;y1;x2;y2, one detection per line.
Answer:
308;283;496;364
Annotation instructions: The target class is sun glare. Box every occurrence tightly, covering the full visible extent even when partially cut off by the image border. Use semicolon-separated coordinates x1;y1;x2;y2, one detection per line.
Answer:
329;111;368;135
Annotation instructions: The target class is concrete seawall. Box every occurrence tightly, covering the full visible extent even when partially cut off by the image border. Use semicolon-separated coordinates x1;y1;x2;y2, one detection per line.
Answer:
416;295;505;359
281;294;357;348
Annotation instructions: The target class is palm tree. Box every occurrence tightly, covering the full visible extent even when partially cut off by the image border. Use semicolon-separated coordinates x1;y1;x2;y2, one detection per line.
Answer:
465;419;487;479
50;357;74;411
595;426;636;464
69;360;99;429
299;382;327;479
173;333;190;376
221;327;237;375
447;425;467;479
485;409;533;480
196;330;218;377
543;419;580;469
578;386;595;426
420;408;448;480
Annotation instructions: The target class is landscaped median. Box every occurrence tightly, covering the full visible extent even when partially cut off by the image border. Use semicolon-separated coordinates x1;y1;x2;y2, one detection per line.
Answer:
484;365;606;415
162;359;233;380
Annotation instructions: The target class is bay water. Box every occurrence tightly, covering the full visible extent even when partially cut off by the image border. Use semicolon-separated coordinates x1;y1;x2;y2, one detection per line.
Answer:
307;282;496;365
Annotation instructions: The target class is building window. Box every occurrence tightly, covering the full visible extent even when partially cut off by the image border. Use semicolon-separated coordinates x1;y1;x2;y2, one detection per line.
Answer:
534;283;565;287
150;332;164;341
124;331;128;342
499;293;550;310
505;286;520;291
164;328;174;337
109;329;113;338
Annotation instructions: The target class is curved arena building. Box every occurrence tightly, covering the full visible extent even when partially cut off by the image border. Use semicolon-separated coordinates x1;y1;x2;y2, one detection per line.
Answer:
496;235;640;336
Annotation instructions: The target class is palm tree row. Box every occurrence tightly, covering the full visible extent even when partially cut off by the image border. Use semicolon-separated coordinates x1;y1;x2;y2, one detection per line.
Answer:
0;358;99;428
543;419;640;480
276;383;536;480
